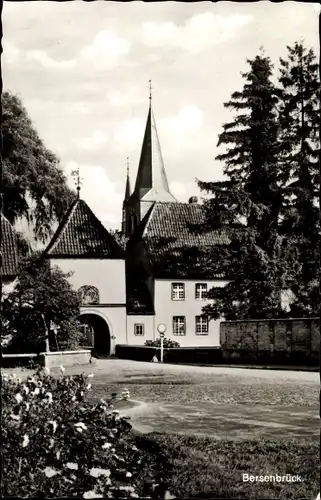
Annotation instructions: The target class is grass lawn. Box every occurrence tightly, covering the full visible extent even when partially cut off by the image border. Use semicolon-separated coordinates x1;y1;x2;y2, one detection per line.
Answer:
149;433;320;500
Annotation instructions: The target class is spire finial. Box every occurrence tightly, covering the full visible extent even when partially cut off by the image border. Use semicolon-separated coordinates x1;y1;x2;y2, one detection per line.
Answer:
148;79;152;103
126;156;130;176
71;167;83;199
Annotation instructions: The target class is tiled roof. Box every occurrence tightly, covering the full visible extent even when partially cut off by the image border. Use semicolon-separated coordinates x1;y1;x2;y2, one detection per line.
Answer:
140;202;230;279
43;199;124;259
1;214;19;278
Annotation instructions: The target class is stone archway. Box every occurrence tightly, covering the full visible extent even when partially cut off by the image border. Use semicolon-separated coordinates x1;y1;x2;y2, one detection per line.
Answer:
78;313;111;357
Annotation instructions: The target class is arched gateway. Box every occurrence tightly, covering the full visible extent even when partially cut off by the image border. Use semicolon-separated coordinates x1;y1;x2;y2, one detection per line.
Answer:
78;311;112;357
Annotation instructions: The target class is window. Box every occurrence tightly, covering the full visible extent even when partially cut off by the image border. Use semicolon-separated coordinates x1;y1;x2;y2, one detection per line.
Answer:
134;324;144;336
173;316;186;336
172;283;185;301
195;315;209;335
195;283;207;300
130;214;137;233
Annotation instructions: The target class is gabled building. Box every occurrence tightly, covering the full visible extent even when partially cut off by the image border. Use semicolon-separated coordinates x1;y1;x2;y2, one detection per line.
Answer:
43;90;230;353
43;197;127;355
124;94;230;347
126;201;230;347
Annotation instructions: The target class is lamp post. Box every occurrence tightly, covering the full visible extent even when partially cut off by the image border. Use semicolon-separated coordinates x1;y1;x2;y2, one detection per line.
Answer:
157;323;167;363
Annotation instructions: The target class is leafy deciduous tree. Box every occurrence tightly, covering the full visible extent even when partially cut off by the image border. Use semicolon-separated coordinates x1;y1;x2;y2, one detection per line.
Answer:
2;91;76;244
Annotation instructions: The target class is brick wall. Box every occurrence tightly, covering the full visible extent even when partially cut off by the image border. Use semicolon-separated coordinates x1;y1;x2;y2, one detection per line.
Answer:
220;318;320;365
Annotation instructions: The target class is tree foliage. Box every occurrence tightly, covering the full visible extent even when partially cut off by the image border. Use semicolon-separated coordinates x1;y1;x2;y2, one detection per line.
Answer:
2;91;76;243
198;44;319;320
278;42;320;316
2;253;83;352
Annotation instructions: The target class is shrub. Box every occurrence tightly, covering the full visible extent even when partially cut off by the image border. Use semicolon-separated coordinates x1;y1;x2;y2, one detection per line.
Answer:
2;253;83;353
1;368;171;498
145;338;180;349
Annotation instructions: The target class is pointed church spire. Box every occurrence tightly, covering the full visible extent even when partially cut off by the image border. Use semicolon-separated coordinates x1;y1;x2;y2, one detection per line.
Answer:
124;157;131;202
149;79;152;103
133;83;176;202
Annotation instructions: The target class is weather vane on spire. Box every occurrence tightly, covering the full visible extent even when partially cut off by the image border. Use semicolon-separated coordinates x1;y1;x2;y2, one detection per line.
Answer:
148;79;152;102
71;167;83;199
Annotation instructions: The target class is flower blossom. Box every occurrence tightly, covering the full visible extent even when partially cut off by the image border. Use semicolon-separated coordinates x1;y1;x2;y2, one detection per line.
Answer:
89;468;110;478
48;420;58;434
60;365;65;373
126;472;132;478
74;422;87;432
66;462;78;470
86;384;92;390
15;393;23;404
22;434;29;447
102;442;112;449
87;373;94;378
44;466;60;478
22;385;29;395
83;491;104;499
32;387;40;396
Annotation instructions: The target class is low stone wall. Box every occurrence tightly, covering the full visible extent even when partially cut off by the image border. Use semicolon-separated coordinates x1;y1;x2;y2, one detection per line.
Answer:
220;318;320;366
115;345;222;364
39;350;92;369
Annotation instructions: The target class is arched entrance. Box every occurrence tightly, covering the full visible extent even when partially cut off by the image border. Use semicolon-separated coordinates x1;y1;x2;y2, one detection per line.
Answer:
78;313;111;357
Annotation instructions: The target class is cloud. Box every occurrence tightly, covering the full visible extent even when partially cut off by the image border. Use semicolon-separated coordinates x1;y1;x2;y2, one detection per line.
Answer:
26;50;76;69
113;118;145;152
170;180;199;202
106;86;145;107
2;41;21;65
65;161;123;228
141;12;252;54
73;130;109;151
162;105;203;136
79;30;131;70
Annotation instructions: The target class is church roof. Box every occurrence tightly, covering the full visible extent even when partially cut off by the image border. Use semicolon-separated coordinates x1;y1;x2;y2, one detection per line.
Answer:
138;202;230;279
1;214;19;279
130;102;176;203
43;199;123;259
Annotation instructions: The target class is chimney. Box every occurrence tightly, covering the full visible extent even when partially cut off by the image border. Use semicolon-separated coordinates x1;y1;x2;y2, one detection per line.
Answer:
188;196;198;204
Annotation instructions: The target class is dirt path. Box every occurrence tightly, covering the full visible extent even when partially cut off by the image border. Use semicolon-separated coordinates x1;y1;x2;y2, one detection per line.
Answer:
119;400;319;440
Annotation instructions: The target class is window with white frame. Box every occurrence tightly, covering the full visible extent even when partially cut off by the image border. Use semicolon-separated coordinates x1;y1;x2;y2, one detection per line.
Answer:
171;283;185;301
134;324;144;336
195;283;207;300
173;316;186;336
195;315;209;335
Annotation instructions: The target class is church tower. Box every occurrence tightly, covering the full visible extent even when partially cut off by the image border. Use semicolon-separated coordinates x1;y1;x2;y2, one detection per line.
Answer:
123;82;177;235
121;157;131;234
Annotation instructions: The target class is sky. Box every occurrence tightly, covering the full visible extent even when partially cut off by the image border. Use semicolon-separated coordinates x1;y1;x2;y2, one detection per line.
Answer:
2;1;320;234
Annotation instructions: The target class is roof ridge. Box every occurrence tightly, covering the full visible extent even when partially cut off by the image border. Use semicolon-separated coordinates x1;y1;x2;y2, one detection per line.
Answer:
45;198;79;255
142;202;157;238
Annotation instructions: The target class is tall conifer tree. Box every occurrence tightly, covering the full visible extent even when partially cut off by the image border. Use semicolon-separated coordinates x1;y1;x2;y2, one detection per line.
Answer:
278;42;320;316
198;53;294;320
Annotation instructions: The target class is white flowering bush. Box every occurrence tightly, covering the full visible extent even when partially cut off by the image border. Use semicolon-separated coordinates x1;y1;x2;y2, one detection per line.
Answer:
1;368;171;498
